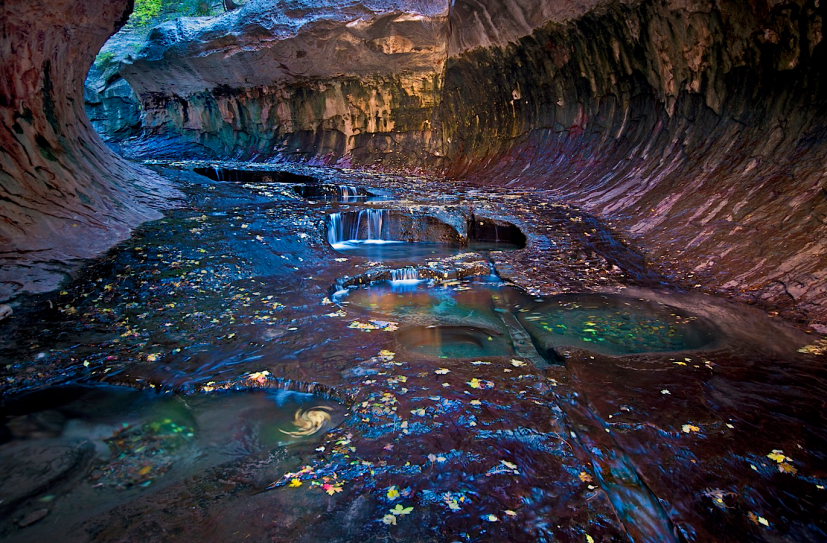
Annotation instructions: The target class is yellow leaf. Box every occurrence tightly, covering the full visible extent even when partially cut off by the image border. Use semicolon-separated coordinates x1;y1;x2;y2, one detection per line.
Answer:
579;471;593;483
682;424;700;433
387;486;400;500
289;478;303;488
767;450;791;463
778;462;798;475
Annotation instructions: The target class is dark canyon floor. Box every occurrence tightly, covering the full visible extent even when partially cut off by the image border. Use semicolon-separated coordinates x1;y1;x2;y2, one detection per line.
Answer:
1;163;825;543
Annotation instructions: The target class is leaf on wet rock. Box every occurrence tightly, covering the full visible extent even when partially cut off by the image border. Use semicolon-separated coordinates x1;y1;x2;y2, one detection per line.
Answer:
681;424;700;433
289;478;302;488
322;482;343;495
579;471;593;483
382;514;397;525
484;514;499;522
510;359;526;367
434;368;450;374
748;512;770;527
778;462;797;474
387;486;400;500
798;338;827;355
390;504;413;516
767;450;792;463
247;370;270;384
349;321;380;331
467;378;494;389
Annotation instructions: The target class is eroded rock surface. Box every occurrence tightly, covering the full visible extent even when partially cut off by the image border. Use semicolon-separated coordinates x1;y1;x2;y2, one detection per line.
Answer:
120;0;449;164
0;0;180;302
440;0;827;325
114;0;826;326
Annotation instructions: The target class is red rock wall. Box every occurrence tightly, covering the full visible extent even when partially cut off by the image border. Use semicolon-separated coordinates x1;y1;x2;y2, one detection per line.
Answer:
441;0;827;327
0;0;179;300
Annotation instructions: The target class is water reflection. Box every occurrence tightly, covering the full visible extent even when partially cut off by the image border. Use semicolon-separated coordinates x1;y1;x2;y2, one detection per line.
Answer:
520;294;721;356
0;385;342;536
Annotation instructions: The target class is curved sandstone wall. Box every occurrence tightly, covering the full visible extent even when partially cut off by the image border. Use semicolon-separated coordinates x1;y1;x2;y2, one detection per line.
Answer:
2;0;825;328
0;0;180;301
441;0;827;326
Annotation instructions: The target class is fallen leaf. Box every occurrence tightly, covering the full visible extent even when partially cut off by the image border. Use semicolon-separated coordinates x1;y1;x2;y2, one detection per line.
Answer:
767;450;792;463
390;504;413;516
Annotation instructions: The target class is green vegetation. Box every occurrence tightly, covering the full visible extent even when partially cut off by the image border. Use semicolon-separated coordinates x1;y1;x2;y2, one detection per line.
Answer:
132;0;164;26
128;0;224;28
94;51;117;68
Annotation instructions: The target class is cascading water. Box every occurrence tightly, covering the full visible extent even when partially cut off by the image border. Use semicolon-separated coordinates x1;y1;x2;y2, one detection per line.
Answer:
391;267;419;281
339;186;360;202
390;266;424;292
327;209;391;248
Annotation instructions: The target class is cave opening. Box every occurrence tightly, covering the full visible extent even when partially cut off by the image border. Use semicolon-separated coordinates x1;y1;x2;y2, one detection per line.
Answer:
1;0;826;541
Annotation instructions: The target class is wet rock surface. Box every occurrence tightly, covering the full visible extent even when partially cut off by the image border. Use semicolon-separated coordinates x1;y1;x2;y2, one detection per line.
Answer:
97;0;827;327
0;163;824;542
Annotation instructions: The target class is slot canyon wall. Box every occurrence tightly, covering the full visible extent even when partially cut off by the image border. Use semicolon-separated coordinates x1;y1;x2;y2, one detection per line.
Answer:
1;0;825;329
117;0;827;327
0;0;180;301
119;0;450;165
439;0;827;326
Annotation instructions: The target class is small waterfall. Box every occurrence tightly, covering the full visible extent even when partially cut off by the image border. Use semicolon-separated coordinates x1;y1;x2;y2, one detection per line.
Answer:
327;209;389;246
339;185;358;198
390;266;423;292
391;267;419;281
328;213;344;245
359;209;385;240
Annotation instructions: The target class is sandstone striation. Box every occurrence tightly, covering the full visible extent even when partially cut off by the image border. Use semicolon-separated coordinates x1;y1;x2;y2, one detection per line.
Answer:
2;0;826;327
0;0;180;301
441;0;827;326
119;0;450;164
112;0;826;326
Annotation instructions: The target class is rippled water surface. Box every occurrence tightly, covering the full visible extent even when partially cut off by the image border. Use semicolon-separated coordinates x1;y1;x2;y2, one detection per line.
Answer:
1;162;824;542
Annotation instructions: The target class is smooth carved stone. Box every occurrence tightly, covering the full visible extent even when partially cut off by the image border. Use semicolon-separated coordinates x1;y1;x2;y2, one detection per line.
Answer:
0;440;94;513
0;0;181;302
